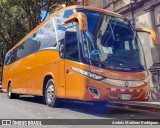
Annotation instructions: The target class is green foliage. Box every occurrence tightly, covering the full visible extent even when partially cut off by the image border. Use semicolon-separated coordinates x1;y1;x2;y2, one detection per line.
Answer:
0;0;28;67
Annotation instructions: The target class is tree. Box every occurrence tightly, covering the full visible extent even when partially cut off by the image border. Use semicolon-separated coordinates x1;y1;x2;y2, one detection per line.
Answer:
0;0;27;68
11;0;80;31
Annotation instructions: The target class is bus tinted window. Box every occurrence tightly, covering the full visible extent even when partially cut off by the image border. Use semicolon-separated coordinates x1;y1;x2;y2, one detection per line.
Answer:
25;38;40;55
54;9;75;46
4;52;12;66
54;9;74;25
5;18;57;66
31;18;57;50
16;38;40;60
65;23;79;61
16;43;25;60
11;48;18;63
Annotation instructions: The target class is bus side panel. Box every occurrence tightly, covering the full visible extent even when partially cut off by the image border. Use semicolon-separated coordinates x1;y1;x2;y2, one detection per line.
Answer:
2;66;9;92
3;50;62;97
2;60;25;94
24;50;62;97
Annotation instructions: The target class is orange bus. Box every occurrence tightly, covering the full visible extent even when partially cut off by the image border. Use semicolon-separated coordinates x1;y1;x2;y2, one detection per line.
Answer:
2;5;157;107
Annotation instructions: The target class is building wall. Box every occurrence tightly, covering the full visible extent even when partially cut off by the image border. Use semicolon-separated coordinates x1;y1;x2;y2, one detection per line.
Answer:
86;0;98;7
114;0;130;11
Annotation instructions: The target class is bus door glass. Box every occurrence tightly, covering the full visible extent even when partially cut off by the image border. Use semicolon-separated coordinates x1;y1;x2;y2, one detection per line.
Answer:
63;22;82;99
54;9;81;98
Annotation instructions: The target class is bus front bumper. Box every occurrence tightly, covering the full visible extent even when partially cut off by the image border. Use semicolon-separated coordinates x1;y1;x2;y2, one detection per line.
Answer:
83;84;150;101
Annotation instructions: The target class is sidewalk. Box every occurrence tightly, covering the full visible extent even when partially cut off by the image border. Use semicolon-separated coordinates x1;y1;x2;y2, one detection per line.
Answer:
109;100;160;112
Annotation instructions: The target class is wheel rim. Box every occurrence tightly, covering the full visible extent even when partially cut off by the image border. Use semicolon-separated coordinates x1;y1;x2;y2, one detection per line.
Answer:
46;84;55;104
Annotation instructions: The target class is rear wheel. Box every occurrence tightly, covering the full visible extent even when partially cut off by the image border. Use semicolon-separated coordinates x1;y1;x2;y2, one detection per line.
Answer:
44;79;59;107
7;83;16;99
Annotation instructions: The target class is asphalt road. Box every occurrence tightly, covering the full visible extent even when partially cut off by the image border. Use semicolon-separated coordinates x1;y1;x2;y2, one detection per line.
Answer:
0;92;160;128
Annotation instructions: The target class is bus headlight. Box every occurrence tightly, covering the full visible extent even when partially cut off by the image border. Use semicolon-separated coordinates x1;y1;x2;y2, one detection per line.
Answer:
143;76;150;83
72;67;105;80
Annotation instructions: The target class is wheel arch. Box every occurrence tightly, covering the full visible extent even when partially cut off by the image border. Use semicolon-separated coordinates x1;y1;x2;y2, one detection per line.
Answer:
42;73;57;96
7;80;12;90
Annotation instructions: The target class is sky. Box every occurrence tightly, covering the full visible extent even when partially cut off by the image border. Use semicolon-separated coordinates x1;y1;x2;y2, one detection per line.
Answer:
41;10;50;21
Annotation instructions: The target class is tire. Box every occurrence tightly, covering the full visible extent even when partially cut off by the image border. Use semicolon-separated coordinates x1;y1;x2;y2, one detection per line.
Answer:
44;79;59;107
7;83;16;99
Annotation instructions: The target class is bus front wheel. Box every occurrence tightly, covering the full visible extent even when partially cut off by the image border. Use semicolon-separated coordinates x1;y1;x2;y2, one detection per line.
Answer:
44;79;59;107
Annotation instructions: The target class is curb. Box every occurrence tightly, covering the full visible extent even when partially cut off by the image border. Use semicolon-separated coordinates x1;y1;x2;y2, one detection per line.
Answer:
108;101;160;113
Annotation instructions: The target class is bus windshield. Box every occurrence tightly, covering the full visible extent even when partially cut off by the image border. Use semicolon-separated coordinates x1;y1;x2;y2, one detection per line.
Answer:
78;10;146;72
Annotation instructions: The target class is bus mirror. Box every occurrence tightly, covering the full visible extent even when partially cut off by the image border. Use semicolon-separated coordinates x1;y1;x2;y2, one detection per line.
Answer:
62;12;88;32
136;28;158;45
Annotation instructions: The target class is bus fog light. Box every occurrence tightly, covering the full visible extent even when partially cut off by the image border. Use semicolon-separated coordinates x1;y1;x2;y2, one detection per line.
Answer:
145;90;149;96
88;87;99;96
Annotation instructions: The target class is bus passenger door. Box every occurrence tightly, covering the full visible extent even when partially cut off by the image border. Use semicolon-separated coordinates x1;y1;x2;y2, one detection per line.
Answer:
64;23;81;99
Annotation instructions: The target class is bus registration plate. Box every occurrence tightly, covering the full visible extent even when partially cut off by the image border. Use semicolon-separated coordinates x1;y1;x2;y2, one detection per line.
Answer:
120;94;131;100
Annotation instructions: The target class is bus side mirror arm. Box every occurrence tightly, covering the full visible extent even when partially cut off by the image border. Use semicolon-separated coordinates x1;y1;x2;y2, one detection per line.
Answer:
61;12;88;32
136;28;158;45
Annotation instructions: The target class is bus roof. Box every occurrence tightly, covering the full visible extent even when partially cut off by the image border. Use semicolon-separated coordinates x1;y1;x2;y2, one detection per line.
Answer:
9;5;124;52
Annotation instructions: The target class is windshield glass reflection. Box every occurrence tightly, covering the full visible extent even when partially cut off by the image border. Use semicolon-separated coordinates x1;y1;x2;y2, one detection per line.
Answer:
79;10;146;72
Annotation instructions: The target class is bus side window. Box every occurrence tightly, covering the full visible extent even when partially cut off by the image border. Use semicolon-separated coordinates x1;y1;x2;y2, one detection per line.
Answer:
54;9;75;49
26;38;40;54
65;23;79;62
4;52;12;66
30;18;57;50
11;48;18;63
